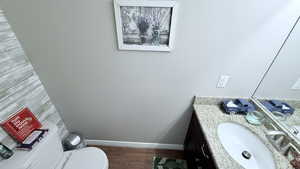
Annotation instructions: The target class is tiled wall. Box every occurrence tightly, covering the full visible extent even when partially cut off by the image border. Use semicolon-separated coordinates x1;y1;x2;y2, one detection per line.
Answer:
0;10;68;148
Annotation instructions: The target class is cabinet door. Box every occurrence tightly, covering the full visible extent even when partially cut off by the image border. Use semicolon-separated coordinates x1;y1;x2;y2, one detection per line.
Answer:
184;112;217;169
199;141;216;168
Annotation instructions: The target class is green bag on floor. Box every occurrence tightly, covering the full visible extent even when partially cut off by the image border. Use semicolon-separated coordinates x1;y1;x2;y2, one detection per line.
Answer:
153;157;188;169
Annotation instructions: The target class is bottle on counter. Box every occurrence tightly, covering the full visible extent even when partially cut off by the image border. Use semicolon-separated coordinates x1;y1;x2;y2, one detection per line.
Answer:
0;142;13;159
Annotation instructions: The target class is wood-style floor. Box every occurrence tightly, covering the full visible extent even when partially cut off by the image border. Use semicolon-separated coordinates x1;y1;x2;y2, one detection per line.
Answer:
90;145;185;169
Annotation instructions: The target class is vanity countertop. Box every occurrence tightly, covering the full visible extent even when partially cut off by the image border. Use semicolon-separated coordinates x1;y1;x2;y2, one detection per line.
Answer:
193;99;294;169
285;109;300;127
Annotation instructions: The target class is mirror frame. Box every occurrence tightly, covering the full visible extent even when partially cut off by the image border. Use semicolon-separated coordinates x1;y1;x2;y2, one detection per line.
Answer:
251;97;300;150
250;16;300;149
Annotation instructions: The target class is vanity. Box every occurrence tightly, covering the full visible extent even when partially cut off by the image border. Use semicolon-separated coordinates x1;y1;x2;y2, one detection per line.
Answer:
184;97;294;169
184;16;300;169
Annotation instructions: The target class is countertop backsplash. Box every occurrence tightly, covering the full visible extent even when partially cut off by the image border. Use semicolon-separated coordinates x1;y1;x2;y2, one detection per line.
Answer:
0;10;68;148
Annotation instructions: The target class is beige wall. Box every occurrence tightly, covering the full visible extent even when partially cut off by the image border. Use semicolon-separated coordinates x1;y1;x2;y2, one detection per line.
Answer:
1;0;300;144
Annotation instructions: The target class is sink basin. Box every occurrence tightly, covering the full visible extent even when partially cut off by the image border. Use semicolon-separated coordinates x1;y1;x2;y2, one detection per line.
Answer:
217;122;275;169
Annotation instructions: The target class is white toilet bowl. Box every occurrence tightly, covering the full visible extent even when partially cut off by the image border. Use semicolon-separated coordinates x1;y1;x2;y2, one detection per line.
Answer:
63;147;108;169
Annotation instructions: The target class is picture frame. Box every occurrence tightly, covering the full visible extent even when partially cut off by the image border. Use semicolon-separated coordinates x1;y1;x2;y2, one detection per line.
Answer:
113;0;178;52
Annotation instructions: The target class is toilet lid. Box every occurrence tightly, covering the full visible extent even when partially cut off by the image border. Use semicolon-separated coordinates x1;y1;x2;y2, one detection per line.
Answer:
63;147;108;169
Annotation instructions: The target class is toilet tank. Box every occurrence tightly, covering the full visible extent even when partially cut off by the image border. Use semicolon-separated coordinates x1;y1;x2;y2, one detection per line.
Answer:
0;121;65;169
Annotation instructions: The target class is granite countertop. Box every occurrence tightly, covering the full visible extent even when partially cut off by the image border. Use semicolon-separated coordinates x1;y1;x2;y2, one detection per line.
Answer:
284;110;300;127
193;101;293;169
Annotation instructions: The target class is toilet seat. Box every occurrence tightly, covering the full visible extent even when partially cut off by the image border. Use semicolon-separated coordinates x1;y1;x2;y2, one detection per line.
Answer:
63;147;109;169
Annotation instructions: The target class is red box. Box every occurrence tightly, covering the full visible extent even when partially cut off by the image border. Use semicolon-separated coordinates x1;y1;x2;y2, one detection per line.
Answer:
1;108;42;142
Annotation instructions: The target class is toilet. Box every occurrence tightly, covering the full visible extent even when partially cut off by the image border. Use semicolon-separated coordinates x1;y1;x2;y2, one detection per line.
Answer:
0;121;109;169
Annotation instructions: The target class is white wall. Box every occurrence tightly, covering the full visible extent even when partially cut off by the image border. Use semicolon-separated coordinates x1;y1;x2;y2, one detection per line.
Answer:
0;0;299;144
255;17;300;100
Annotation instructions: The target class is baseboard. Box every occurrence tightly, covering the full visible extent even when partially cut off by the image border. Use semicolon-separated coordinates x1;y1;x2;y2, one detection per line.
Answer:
86;139;184;150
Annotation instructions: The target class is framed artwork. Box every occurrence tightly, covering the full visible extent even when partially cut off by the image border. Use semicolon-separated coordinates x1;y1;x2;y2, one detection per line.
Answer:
114;0;178;51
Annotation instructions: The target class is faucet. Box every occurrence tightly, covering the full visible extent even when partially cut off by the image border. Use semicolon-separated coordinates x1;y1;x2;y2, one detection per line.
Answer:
290;126;299;135
266;130;286;137
266;130;286;144
266;129;291;155
266;129;300;156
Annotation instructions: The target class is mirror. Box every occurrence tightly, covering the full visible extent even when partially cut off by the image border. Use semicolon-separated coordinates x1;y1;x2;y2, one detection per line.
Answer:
252;16;300;144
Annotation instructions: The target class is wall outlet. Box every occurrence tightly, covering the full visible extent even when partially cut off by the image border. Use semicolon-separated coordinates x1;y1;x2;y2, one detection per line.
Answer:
217;75;230;88
291;78;300;90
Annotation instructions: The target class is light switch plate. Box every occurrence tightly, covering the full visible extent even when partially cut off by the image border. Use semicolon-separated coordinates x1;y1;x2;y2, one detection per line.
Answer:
217;75;230;88
291;78;300;90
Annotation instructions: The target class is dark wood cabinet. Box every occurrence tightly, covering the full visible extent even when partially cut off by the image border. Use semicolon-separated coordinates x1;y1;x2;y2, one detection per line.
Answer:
184;112;217;169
